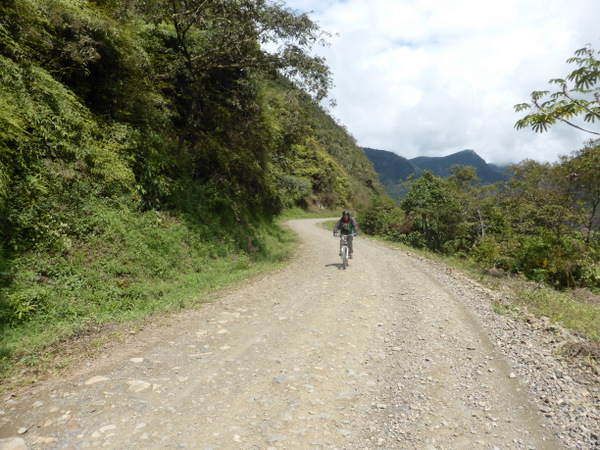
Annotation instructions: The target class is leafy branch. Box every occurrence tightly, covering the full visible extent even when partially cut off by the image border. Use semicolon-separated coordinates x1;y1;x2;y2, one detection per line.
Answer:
515;44;600;136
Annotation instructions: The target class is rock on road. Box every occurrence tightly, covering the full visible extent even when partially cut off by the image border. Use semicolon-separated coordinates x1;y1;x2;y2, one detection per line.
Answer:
1;218;564;449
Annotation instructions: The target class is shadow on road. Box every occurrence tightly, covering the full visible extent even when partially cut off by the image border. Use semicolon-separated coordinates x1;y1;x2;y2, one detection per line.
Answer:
324;263;349;270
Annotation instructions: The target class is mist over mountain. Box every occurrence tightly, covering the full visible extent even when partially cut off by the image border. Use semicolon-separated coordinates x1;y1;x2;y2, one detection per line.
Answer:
363;147;509;199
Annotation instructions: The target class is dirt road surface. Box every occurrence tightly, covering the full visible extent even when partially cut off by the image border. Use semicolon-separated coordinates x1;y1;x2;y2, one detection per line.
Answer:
0;219;575;448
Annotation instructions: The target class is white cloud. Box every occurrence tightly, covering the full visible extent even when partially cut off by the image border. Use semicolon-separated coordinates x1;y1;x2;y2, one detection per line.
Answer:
283;0;600;165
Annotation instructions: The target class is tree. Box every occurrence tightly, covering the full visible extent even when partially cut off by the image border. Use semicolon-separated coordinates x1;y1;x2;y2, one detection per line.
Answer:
499;160;591;286
401;171;462;251
358;195;400;236
446;165;499;242
505;160;580;241
142;0;333;100
562;138;600;243
129;0;335;214
514;44;600;136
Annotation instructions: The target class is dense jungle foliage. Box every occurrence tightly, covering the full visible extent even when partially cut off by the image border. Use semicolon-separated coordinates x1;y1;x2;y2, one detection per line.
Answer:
0;0;383;373
359;138;600;292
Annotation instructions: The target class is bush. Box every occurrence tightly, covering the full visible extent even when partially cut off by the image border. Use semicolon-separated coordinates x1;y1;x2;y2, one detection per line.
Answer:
358;196;396;234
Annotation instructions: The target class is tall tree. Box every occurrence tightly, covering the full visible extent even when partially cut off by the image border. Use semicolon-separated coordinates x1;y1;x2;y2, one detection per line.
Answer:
562;138;600;243
504;160;580;242
445;165;499;242
514;44;600;136
401;171;462;250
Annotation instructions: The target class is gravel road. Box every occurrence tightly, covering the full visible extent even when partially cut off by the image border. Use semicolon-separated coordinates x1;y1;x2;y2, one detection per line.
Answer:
1;218;598;449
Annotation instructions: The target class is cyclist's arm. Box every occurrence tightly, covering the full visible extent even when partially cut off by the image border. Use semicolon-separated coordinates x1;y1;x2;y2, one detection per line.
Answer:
332;219;341;234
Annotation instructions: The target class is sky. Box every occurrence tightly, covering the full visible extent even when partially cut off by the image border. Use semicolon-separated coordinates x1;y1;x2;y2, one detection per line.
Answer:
281;0;600;166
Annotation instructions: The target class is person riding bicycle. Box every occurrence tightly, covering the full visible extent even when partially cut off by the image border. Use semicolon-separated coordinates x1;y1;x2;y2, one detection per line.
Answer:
333;210;358;258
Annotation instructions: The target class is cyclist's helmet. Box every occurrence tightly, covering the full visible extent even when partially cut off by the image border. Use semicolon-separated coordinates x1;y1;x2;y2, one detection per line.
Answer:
343;210;350;216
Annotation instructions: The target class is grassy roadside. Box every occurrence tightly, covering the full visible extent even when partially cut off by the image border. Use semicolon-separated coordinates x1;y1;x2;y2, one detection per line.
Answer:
277;206;339;220
364;233;600;351
0;209;337;390
444;257;599;346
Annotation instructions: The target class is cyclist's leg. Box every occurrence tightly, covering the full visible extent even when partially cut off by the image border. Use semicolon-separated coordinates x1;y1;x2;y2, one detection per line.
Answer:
348;235;353;257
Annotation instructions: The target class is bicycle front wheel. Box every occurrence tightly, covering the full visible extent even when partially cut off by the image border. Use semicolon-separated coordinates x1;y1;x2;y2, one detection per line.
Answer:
341;246;348;269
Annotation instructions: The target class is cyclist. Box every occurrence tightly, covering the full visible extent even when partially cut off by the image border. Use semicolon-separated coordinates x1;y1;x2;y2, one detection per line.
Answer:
333;210;359;258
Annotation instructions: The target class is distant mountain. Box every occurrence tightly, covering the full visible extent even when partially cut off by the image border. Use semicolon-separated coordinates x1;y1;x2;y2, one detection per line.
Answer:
363;147;509;199
410;150;507;184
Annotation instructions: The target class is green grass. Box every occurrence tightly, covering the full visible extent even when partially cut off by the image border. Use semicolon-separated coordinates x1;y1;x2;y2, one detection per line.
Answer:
1;208;325;388
278;206;339;220
512;285;600;341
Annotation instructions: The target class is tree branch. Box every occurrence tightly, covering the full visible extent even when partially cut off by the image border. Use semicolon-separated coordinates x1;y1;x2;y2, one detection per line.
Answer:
560;118;600;135
562;86;600;121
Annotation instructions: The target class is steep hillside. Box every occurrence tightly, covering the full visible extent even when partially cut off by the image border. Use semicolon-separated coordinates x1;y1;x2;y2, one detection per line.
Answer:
363;148;422;185
363;148;421;199
0;0;382;249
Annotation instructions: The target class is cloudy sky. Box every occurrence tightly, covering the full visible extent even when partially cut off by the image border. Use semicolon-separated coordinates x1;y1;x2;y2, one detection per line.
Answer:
282;0;600;165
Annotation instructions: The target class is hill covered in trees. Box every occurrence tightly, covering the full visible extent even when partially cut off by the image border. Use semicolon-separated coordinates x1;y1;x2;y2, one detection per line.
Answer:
0;0;383;373
411;150;507;183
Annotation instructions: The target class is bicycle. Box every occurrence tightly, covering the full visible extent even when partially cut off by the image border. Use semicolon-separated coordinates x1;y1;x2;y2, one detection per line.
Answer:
335;233;355;269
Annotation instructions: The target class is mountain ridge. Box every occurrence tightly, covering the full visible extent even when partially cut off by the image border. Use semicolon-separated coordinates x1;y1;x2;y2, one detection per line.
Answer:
363;147;509;199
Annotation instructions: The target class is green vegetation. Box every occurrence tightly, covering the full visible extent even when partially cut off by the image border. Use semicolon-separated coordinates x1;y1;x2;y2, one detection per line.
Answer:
0;0;382;384
361;139;600;291
1;211;298;380
359;140;600;341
